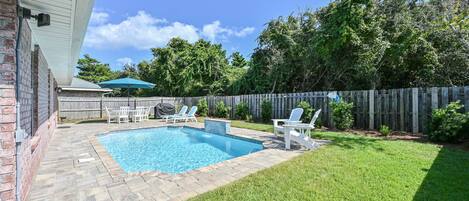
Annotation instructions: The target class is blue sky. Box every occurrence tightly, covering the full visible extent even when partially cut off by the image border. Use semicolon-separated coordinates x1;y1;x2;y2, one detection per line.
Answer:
81;0;331;71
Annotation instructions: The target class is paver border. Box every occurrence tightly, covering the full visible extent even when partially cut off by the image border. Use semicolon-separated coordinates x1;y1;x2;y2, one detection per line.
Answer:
89;125;292;181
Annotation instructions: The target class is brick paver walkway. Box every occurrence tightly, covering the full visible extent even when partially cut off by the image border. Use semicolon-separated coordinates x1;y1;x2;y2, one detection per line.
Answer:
28;120;321;201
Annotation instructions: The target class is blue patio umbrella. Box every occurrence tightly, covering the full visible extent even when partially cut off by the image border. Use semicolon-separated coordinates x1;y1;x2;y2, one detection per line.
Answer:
98;77;155;106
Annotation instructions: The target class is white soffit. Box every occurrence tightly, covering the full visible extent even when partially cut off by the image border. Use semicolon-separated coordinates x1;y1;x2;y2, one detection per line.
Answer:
21;0;94;85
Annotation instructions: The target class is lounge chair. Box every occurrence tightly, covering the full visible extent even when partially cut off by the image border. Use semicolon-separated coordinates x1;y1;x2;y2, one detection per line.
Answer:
286;109;322;149
172;106;198;123
165;105;188;122
272;108;303;136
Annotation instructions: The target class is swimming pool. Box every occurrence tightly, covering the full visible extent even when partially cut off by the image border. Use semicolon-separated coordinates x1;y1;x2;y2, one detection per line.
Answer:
98;126;263;174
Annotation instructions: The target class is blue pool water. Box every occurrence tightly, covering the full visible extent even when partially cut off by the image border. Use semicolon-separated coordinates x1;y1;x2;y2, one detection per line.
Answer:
98;127;263;174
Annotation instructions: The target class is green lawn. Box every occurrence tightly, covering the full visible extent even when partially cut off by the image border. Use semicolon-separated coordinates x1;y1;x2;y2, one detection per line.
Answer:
191;119;469;201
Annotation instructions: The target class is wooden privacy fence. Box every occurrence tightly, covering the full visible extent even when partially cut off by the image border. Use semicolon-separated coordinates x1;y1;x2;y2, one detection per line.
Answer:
58;97;185;120
59;86;469;133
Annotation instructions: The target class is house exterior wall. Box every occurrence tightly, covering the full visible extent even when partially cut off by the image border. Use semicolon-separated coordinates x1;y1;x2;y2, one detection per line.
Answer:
0;0;18;200
0;0;59;200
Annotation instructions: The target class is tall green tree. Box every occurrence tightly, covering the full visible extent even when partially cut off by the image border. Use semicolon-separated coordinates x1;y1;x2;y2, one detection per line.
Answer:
88;0;468;97
236;0;468;94
76;54;114;83
138;38;231;97
230;52;248;68
117;63;139;79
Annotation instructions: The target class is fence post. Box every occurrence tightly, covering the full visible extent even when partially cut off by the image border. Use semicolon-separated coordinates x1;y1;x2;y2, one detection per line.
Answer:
369;89;374;130
100;96;103;118
465;86;469;113
412;88;419;133
431;87;438;110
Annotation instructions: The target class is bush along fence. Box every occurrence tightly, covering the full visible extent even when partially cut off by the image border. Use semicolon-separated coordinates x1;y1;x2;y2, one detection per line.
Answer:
58;86;469;133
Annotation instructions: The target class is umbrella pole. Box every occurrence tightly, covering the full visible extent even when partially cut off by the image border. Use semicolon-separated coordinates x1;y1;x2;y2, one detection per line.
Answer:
127;88;130;107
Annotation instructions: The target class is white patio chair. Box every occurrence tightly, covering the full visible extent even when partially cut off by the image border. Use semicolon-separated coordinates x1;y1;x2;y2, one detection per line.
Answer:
133;106;146;122
172;106;197;123
284;109;322;150
143;106;152;120
105;107;117;124
272;108;303;136
165;105;188;122
118;106;130;123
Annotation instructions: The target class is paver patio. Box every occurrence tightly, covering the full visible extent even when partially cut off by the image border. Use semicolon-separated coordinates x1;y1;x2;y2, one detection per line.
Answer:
28;120;323;201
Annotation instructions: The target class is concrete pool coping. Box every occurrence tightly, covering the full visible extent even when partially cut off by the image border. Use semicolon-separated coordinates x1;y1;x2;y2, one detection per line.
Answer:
29;120;326;201
89;124;293;180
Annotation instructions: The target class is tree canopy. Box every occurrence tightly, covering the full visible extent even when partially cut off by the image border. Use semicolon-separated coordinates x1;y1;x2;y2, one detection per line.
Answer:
76;54;115;83
76;0;468;97
234;0;468;94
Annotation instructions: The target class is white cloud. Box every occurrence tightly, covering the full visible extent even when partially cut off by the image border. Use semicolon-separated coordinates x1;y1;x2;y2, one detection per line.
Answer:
85;11;199;50
84;11;255;50
116;57;133;66
90;11;109;25
234;27;255;37
202;21;255;42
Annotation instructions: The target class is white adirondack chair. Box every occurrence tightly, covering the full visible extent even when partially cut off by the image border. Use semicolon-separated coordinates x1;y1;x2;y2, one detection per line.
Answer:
285;109;322;150
272;108;303;136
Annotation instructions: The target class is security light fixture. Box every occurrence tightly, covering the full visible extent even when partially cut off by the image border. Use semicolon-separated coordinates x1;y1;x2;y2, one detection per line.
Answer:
17;6;51;27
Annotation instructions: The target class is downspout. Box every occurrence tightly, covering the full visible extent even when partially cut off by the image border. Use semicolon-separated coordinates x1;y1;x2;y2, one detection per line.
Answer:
14;6;27;201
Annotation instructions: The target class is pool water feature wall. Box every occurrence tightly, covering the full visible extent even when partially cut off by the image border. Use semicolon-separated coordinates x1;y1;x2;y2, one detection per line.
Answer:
205;118;231;135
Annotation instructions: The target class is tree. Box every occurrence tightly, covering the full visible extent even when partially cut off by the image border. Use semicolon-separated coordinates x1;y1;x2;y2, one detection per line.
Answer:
138;38;231;97
76;54;114;83
230;52;248;68
118;63;139;79
87;0;468;97
236;0;467;94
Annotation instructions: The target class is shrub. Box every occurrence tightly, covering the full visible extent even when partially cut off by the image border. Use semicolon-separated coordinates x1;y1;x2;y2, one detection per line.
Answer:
245;114;253;122
429;101;469;142
215;100;230;118
379;125;391;137
235;102;250;120
197;98;208;117
261;99;272;123
330;100;354;130
297;101;314;123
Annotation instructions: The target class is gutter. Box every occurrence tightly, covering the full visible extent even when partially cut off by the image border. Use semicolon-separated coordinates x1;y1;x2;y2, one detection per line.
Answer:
59;87;113;92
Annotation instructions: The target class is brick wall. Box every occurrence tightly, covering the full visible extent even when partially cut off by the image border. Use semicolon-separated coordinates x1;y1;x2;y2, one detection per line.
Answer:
0;0;18;200
19;32;58;200
31;45;48;135
17;18;31;138
0;0;59;200
37;48;48;128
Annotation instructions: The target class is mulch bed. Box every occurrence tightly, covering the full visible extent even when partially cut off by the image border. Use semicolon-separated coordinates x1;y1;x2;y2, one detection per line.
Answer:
321;127;469;151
